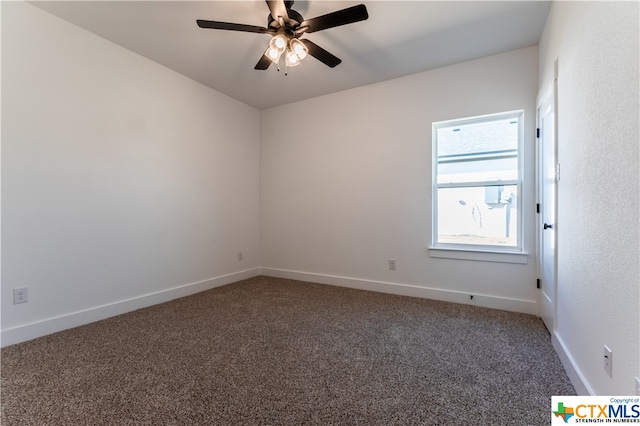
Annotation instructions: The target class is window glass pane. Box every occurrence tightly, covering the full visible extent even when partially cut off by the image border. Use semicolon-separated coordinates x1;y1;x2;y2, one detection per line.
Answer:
437;185;518;247
437;157;517;184
437;117;518;184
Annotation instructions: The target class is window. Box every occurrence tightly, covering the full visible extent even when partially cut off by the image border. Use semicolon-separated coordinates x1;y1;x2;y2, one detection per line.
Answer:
432;111;524;255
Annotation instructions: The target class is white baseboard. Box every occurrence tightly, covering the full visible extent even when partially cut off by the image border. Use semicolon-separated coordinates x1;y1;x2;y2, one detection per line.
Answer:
0;268;261;348
260;267;538;315
552;332;593;395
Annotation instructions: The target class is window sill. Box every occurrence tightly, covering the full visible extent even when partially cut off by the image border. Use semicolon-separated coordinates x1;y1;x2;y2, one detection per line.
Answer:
428;246;528;264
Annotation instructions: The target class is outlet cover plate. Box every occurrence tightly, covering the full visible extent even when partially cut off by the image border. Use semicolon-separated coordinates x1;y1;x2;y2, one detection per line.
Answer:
13;287;28;304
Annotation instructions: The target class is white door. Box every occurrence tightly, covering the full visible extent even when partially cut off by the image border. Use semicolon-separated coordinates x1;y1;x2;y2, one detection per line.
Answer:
538;85;557;333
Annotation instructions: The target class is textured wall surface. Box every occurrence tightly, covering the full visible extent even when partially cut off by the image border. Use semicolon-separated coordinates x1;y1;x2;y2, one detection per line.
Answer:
538;1;639;395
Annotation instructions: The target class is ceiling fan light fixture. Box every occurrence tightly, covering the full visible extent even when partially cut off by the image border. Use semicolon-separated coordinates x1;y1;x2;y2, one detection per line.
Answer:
197;1;370;72
289;38;308;60
266;46;282;63
285;48;301;67
269;34;287;52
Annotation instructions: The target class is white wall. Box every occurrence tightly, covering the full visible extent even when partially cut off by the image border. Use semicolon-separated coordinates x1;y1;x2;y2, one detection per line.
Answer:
538;1;639;395
1;2;261;346
261;46;539;314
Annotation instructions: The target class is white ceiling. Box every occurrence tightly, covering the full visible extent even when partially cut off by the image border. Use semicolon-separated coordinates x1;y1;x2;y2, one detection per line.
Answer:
30;1;551;110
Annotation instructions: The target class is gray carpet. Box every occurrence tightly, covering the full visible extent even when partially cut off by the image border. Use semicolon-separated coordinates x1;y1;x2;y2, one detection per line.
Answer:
1;276;575;425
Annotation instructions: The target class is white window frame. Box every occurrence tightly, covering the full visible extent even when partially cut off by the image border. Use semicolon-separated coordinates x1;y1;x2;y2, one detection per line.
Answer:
429;110;528;264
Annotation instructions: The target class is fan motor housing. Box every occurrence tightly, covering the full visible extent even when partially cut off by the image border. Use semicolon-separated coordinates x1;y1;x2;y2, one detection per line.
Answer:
268;8;304;29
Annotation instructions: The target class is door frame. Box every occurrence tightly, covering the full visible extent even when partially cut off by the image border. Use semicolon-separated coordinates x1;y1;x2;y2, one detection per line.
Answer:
536;63;559;333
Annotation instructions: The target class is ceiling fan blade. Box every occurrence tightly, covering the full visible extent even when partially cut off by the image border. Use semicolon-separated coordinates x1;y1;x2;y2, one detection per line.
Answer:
301;4;368;34
265;0;289;23
255;54;273;70
301;39;341;68
197;20;270;34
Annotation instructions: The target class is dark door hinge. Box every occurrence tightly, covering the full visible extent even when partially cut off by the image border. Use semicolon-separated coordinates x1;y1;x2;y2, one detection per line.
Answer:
536;203;540;214
536;128;540;138
536;278;541;289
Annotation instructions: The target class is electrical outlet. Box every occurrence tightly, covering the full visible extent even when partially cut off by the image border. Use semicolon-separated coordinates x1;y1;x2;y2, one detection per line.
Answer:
603;345;612;377
13;287;28;304
238;252;243;261
635;377;640;396
388;259;396;271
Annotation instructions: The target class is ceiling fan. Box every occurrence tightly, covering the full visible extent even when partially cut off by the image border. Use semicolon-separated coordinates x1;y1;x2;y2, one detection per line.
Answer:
197;1;369;72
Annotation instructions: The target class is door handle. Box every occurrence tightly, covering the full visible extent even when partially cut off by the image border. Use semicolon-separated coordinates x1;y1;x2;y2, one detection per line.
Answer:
543;223;553;230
